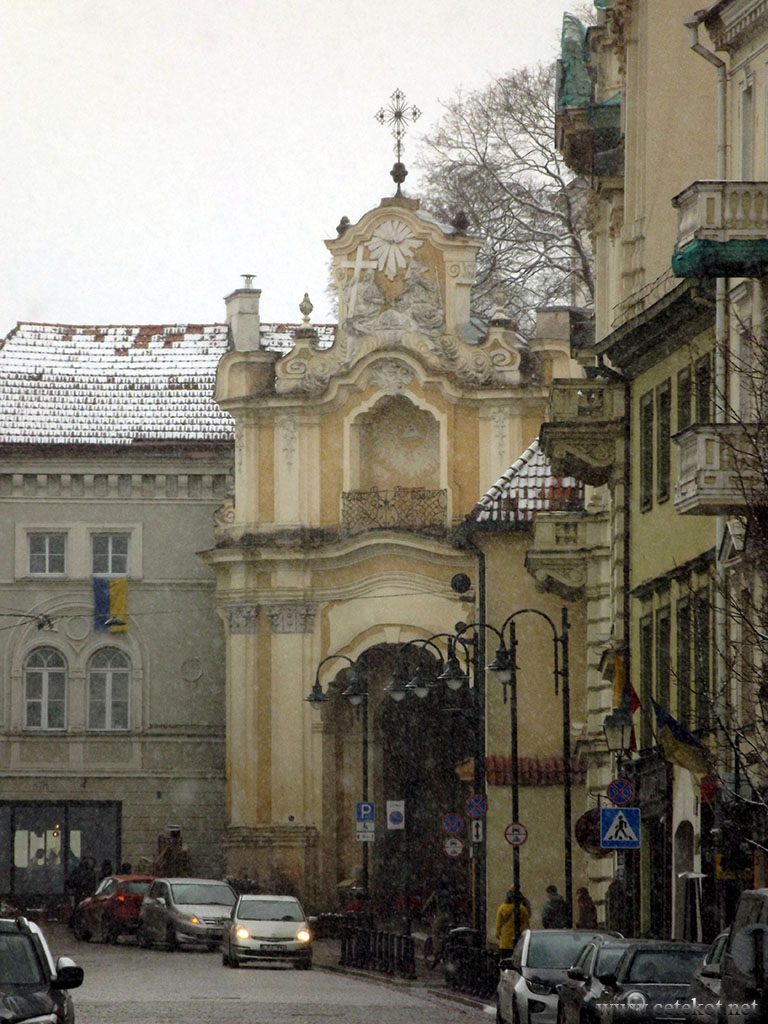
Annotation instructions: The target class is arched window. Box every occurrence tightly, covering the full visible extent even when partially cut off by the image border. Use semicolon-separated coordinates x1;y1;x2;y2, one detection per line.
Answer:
88;648;130;731
24;648;67;730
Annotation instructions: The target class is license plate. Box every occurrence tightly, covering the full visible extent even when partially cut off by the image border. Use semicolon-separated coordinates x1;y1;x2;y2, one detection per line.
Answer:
264;943;286;951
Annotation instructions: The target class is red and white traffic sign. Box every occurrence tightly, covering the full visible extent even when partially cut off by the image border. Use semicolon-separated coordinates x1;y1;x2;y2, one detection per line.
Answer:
606;777;634;807
443;836;465;858
504;822;529;847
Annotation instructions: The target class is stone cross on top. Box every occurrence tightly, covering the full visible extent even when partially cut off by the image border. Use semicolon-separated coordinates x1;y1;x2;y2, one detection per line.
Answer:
375;88;421;195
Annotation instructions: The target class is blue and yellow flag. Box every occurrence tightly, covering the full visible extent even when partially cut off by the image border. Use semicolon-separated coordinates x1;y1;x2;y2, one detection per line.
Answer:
93;577;127;632
651;699;709;778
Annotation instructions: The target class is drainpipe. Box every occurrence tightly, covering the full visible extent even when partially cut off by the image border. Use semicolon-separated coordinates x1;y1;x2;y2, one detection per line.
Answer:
684;14;728;931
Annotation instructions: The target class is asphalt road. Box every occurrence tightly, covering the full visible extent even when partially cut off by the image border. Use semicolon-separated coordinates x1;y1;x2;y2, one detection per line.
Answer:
48;924;492;1024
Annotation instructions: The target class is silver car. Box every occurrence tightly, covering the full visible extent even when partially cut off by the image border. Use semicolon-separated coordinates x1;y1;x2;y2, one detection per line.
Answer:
497;929;621;1024
221;894;312;969
137;877;236;950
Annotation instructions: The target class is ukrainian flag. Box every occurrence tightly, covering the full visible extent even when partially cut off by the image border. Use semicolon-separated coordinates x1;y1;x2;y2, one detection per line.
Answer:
93;577;127;632
651;699;709;778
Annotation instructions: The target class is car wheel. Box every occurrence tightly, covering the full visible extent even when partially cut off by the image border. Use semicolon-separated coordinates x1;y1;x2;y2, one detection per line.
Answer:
137;922;150;948
206;942;219;952
72;915;91;943
165;924;178;951
228;953;240;968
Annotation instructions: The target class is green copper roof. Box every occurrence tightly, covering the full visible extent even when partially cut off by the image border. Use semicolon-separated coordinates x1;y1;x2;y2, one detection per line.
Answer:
672;238;768;278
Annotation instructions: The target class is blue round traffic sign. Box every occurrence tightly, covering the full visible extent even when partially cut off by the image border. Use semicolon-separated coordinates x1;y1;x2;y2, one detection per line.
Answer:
607;778;634;807
442;812;464;835
466;794;488;819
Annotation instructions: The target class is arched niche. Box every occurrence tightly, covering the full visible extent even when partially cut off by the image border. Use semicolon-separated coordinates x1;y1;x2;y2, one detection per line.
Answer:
347;394;440;492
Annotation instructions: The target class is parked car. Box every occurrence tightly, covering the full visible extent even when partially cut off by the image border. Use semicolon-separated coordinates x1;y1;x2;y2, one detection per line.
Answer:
137;877;236;950
557;938;632;1024
719;887;768;1022
221;893;312;969
688;931;728;1024
0;915;83;1023
71;873;155;943
496;929;622;1024
598;940;708;1022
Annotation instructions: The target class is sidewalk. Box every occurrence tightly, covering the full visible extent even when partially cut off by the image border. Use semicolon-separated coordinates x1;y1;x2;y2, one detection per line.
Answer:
313;932;494;1013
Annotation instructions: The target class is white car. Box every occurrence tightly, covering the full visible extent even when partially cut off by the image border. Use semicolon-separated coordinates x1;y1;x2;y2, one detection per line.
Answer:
497;929;621;1024
222;894;312;969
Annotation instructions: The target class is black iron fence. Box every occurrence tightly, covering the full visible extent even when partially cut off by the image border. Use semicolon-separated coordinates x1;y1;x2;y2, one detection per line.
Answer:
443;934;499;999
340;925;416;979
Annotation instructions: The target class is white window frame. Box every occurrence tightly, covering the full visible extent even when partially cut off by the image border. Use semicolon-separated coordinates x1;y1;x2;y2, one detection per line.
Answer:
91;533;129;576
87;648;130;731
24;647;67;730
27;533;66;576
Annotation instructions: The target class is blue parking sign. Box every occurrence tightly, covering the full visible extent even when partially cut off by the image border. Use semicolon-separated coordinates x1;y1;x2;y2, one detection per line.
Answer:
356;801;375;823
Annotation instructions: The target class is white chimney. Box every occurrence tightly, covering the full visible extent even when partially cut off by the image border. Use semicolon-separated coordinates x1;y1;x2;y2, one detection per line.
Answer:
225;275;262;351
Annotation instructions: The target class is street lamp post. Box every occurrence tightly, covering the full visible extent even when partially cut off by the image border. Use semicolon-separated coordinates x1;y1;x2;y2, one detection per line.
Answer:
488;606;573;931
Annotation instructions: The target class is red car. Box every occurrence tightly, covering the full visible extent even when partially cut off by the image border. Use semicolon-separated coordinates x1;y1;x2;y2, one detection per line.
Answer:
72;874;155;943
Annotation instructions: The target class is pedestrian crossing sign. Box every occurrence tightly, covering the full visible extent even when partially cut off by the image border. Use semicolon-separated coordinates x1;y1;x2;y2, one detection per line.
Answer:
600;807;641;848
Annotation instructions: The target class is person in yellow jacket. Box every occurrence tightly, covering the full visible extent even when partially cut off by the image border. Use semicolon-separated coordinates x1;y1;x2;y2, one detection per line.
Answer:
495;889;531;951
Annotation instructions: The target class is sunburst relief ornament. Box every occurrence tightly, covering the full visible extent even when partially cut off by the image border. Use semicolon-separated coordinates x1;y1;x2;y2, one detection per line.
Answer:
367;219;422;280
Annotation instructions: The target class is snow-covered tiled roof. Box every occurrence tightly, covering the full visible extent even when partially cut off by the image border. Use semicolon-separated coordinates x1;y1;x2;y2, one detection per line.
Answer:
0;321;335;446
468;439;584;524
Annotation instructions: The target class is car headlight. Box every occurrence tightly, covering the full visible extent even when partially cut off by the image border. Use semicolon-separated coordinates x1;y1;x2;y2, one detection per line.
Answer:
624;991;647;1010
236;926;250;939
527;979;552;995
188;916;200;924
296;928;311;942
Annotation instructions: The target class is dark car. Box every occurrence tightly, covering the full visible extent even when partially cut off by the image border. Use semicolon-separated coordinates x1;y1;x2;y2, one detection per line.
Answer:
557;938;632;1024
599;940;708;1023
687;930;728;1024
72;873;155;943
0;916;83;1023
497;929;623;1024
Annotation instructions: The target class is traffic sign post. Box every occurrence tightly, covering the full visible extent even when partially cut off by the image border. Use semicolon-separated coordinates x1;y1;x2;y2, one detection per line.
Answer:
471;820;483;844
443;836;465;858
442;812;464;835
504;822;528;847
600;807;641;848
387;800;405;830
356;820;375;843
466;794;488;820
606;778;634;807
356;801;375;823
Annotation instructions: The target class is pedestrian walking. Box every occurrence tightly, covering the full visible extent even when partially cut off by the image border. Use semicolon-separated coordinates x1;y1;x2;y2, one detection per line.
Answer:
576;887;598;929
541;884;569;928
495;889;530;950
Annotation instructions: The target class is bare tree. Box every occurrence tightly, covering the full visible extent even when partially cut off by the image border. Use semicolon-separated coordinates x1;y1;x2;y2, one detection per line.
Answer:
415;63;594;330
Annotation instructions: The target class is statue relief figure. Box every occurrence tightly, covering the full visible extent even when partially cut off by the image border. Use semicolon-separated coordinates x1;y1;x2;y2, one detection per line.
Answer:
344;268;386;338
396;258;444;345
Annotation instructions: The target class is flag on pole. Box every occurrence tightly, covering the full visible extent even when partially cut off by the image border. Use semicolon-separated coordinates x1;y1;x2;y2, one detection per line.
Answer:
651;699;710;778
93;577;127;632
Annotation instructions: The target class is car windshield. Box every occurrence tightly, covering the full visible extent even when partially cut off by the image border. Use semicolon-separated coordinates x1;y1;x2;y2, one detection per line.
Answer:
171;883;235;906
626;949;705;983
122;881;152;895
237;899;304;922
0;934;46;985
527;932;593;969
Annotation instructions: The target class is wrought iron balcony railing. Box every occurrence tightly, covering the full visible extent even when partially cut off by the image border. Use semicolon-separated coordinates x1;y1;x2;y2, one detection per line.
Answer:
341;487;448;536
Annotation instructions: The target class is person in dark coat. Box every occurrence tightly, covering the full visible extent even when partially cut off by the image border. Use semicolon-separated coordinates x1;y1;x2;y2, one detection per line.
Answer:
576;887;598;929
541;884;569;928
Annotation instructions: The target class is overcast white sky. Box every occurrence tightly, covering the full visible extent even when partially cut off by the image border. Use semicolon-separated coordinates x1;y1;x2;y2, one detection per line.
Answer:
0;0;574;336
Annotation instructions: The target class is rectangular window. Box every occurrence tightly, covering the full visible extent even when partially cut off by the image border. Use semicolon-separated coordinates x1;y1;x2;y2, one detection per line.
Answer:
92;534;129;575
742;82;754;179
640;615;654;750
656;381;671;503
640;392;654;511
677;368;692;432
695;355;712;424
28;534;65;575
676;600;691;730
694;589;711;731
656;608;671;710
